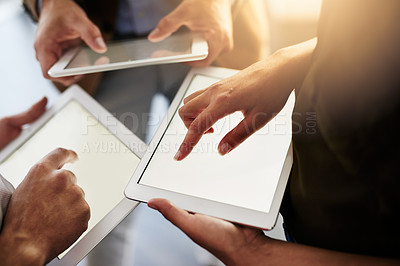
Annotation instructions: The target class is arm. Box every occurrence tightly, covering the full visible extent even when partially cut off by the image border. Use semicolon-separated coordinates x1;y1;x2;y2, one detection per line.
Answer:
148;199;400;266
175;39;316;160
33;0;106;86
148;0;234;67
0;148;90;265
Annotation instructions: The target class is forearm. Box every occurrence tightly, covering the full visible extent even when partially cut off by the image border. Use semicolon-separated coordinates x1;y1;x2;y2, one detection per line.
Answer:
229;237;400;266
272;38;317;92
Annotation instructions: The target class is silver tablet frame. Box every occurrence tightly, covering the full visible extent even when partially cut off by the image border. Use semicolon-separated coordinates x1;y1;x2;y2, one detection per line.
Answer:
0;85;146;265
125;67;293;230
48;32;208;78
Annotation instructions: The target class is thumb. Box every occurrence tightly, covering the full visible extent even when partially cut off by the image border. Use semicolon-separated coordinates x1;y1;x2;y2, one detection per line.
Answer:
148;199;198;236
148;13;183;42
218;112;272;155
76;18;107;53
8;97;48;127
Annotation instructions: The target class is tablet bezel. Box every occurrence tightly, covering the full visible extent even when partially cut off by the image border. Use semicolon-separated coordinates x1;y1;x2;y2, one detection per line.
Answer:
124;67;293;230
0;85;146;265
48;32;208;78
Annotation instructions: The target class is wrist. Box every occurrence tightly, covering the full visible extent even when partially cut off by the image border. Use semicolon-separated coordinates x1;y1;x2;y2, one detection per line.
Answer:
273;38;317;90
224;234;274;266
41;0;73;14
0;229;47;265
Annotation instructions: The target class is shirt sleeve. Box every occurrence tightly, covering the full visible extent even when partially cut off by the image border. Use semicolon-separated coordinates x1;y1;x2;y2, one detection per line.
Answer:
0;174;15;229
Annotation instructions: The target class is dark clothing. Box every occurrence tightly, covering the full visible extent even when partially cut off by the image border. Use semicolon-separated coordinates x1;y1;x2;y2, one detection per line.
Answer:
282;0;400;258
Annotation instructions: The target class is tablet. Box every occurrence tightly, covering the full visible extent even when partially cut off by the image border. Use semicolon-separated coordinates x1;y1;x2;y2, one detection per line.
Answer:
125;67;294;230
0;85;146;265
48;31;208;78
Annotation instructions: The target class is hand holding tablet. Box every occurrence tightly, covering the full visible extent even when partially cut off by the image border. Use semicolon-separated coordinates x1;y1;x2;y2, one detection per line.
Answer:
48;31;208;78
125;67;294;230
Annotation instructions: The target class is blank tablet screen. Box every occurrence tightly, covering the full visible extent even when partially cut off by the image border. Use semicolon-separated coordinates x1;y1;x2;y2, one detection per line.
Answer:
0;101;140;258
138;75;292;213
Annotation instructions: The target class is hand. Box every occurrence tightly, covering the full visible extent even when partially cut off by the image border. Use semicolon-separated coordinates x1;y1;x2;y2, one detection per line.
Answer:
148;199;400;266
0;97;47;150
174;40;317;160
148;199;269;265
148;0;233;67
34;0;107;86
0;148;90;265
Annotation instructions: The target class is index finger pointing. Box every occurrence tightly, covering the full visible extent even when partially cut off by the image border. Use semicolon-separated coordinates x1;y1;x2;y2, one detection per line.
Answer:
175;106;224;161
41;148;78;169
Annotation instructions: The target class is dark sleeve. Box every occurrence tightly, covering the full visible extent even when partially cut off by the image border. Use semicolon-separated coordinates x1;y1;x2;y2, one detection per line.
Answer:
0;174;15;229
23;0;40;21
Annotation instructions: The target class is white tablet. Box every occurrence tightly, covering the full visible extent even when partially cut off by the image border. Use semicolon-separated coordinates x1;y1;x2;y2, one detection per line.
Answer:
125;67;294;230
0;85;146;265
48;31;208;78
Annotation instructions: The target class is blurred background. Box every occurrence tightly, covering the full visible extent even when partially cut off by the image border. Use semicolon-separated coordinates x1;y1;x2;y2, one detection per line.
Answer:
0;0;322;116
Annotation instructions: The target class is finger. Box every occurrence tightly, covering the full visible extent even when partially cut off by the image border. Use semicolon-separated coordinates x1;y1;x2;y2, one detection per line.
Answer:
148;12;183;42
41;148;78;169
8;97;48;127
58;169;78;184
179;92;210;124
218;111;273;155
175;106;224;161
148;199;196;233
183;89;206;104
53;75;84;87
35;45;60;79
76;18;107;53
184;37;219;67
148;199;227;243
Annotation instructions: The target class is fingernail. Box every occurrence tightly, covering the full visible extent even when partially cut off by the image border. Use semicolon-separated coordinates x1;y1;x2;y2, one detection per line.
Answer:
219;142;232;155
148;28;160;39
95;37;106;49
174;150;182;161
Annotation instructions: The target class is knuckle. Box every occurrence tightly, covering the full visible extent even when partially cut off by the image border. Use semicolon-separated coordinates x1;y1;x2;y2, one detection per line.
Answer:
69;185;84;198
207;83;221;94
54;171;71;188
178;106;191;119
1;117;11;125
32;161;52;174
214;93;230;105
78;200;91;230
33;41;40;53
54;147;68;154
178;106;185;117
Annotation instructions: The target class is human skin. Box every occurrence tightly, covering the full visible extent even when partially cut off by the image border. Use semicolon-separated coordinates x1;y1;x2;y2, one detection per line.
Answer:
151;38;400;265
34;0;107;86
34;0;233;86
148;198;400;266
0;148;90;265
174;39;316;160
148;0;233;67
0;97;47;150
